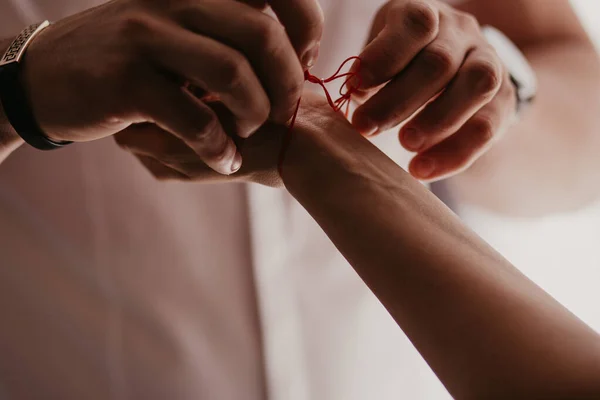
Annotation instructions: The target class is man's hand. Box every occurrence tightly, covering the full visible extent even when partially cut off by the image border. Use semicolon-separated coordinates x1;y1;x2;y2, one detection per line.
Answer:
241;0;323;67
19;0;323;175
351;0;516;181
114;93;331;188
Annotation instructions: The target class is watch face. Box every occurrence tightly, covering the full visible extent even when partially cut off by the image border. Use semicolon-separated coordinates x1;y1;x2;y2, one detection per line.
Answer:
482;26;537;102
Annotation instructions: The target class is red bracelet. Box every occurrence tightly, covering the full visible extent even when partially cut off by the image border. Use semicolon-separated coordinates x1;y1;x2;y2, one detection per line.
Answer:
277;56;363;179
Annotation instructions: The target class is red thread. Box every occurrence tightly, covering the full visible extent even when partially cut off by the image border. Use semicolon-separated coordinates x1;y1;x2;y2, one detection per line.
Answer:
277;56;362;178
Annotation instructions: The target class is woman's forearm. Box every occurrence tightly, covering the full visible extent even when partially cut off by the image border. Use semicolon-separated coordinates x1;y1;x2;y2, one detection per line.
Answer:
281;103;600;399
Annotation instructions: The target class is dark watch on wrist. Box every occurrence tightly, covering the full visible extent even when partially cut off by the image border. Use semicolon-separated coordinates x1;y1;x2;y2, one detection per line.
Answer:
0;21;72;150
481;25;537;116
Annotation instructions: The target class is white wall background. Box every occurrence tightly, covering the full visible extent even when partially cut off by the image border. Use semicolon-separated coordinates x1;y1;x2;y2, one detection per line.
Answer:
573;0;600;41
460;0;600;332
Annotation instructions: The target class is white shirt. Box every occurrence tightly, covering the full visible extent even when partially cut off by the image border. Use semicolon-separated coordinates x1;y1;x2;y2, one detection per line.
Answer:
0;1;459;399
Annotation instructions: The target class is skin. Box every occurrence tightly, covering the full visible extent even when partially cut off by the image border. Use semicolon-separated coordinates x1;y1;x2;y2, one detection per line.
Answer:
0;0;323;175
442;0;600;216
351;0;600;215
119;0;600;218
113;101;287;187
123;85;600;397
0;0;599;395
352;0;514;182
125;89;600;397
280;93;600;399
1;0;598;216
114;0;518;185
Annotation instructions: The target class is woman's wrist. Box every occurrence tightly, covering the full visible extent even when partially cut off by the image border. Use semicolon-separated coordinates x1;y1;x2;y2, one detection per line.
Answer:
280;98;413;210
280;98;371;198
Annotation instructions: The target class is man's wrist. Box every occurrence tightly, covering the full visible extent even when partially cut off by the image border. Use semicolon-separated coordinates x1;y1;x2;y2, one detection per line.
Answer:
0;37;24;154
0;22;72;151
481;26;537;115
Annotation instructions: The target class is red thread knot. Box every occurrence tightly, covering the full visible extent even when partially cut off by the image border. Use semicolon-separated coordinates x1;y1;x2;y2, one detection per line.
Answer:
277;56;362;178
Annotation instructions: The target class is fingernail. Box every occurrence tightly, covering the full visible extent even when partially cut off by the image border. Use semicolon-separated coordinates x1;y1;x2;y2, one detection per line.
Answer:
402;128;425;151
301;43;320;69
353;112;379;136
413;157;436;179
231;151;243;174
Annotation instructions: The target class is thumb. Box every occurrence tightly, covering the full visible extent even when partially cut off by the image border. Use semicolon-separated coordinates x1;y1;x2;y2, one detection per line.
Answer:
366;2;395;45
346;2;395;101
354;1;440;91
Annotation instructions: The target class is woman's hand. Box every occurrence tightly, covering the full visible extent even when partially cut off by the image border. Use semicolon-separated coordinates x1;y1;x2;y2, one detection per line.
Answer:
20;0;323;175
351;0;517;181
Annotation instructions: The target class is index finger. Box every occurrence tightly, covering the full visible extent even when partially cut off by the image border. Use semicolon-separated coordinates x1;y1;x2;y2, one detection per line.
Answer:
355;1;440;90
267;0;324;68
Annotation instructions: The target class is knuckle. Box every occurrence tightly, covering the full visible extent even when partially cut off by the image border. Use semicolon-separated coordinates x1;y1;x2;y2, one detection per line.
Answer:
118;12;154;41
193;114;221;144
172;2;211;27
202;139;232;168
216;54;251;92
456;12;479;31
254;17;287;51
303;11;325;45
470;116;495;143
209;145;232;164
401;2;439;41
378;32;405;63
467;60;502;95
291;8;325;52
383;108;408;128
421;114;445;134
194;125;228;157
421;45;457;77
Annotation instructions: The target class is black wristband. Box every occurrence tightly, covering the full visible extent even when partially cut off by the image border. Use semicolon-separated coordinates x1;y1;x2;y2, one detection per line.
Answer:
0;63;72;150
0;21;72;151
